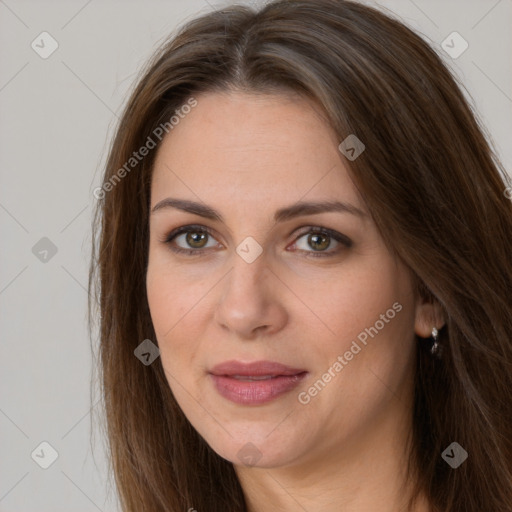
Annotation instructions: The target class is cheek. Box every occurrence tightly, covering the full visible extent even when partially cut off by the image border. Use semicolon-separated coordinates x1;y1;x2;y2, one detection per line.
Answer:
146;245;205;333
287;256;407;351
301;274;416;438
146;257;205;365
146;271;208;413
297;255;416;404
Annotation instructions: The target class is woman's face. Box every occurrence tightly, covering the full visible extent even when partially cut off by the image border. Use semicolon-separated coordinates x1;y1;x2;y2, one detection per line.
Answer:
147;90;430;470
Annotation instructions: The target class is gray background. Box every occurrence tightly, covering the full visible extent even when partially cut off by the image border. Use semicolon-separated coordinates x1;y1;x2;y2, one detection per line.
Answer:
1;0;510;510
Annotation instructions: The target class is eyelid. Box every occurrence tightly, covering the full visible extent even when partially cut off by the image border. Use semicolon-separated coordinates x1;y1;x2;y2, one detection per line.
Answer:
161;224;220;255
292;225;353;248
162;224;217;242
288;226;352;258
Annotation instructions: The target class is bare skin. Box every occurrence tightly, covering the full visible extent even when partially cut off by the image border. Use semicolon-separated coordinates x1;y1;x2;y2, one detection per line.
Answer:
146;90;444;512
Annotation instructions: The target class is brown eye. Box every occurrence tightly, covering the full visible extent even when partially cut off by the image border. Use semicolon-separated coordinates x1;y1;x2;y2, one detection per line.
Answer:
307;232;331;251
185;231;208;248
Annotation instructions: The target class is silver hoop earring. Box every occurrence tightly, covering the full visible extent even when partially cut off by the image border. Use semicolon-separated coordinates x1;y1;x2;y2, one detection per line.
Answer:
430;326;441;357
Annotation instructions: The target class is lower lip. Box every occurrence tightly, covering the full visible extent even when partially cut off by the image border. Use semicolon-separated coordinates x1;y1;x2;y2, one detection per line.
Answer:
210;373;308;405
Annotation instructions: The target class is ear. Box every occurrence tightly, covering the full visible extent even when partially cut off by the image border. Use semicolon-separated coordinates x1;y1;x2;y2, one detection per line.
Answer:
414;288;446;338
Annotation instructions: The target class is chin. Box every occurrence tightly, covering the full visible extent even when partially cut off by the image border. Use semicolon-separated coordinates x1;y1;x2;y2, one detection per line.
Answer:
197;419;308;469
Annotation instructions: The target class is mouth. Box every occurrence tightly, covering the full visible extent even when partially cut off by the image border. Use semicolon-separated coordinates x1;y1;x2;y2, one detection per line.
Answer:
209;360;308;405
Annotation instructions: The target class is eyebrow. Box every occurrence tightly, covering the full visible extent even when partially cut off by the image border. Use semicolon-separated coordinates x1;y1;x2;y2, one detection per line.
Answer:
151;197;366;222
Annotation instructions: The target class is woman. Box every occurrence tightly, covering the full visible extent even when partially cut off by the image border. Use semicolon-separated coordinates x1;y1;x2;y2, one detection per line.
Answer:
88;1;512;511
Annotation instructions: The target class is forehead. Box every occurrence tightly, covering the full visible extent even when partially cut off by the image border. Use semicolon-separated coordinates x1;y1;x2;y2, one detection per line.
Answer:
151;90;362;213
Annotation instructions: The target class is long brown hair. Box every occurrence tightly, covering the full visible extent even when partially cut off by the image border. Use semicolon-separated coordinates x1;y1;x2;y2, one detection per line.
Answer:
88;1;512;510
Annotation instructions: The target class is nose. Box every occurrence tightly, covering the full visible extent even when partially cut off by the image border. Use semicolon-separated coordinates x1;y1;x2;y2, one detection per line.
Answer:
214;253;288;340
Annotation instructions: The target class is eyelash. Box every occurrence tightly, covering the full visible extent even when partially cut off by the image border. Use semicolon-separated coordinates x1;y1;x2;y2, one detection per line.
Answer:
161;224;353;259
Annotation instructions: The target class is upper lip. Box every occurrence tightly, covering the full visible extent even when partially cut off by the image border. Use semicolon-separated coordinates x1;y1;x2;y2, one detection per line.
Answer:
209;360;307;377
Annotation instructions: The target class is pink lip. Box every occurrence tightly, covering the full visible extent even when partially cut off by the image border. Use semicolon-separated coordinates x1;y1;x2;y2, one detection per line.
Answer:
209;360;308;405
210;360;306;377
